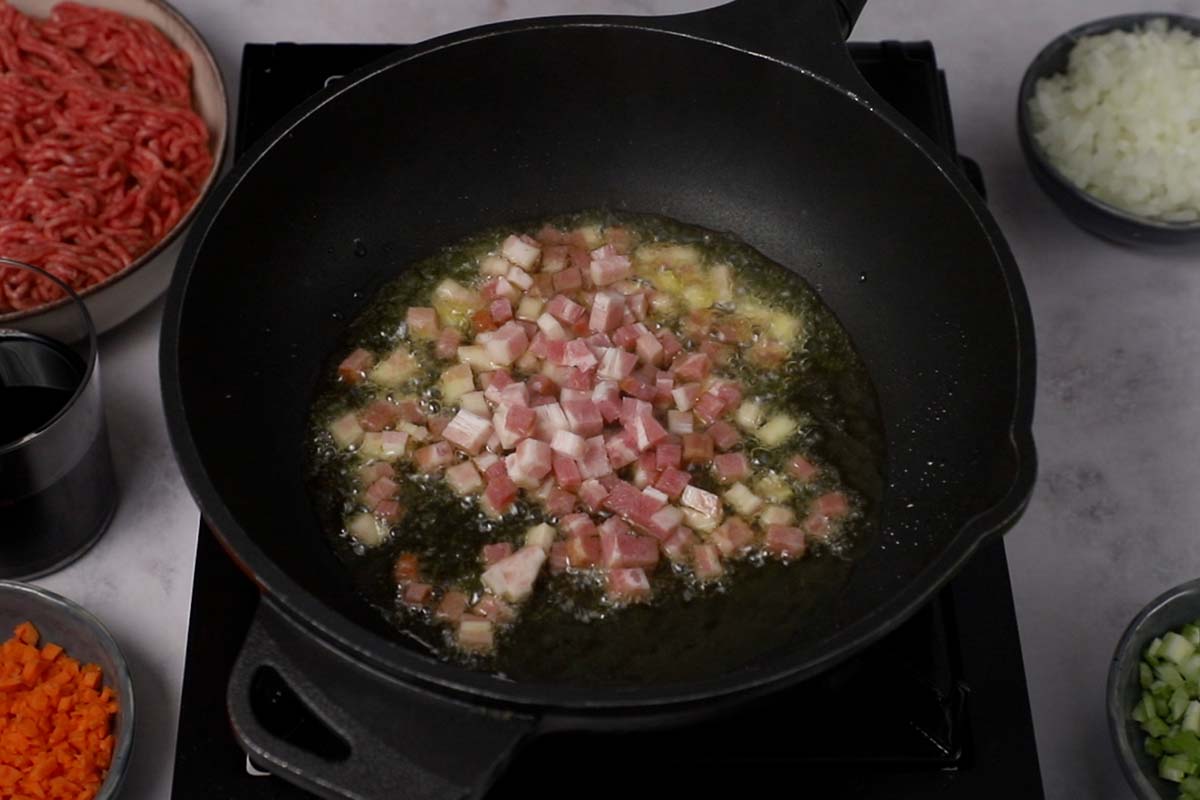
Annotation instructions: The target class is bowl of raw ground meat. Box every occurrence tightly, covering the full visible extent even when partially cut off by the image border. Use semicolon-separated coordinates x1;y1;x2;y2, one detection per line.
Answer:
0;0;227;336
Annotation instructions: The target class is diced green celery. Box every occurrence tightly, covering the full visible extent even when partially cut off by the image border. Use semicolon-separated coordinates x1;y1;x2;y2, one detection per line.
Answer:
1134;702;1149;723
1147;737;1164;757
1163;731;1200;759
1159;697;1172;718
1160;663;1187;689
1184;701;1200;735
1172;688;1192;721
1146;718;1172;737
1147;693;1162;719
1143;662;1157;688
1164;633;1198;665
1154;680;1172;698
1184;625;1200;647
1183;655;1200;682
1182;775;1200;795
1151;637;1166;660
1162;756;1188;783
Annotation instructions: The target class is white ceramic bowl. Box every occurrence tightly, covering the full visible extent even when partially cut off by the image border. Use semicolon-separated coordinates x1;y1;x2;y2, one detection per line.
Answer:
0;0;228;338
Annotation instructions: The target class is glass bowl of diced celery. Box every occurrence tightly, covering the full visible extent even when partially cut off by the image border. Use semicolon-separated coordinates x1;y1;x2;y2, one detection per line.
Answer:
1110;578;1200;799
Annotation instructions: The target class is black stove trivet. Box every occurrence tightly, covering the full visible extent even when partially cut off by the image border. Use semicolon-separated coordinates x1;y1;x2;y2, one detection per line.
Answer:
170;40;1042;799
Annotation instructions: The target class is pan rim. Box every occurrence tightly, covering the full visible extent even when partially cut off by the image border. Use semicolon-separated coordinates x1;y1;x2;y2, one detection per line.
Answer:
160;16;1037;714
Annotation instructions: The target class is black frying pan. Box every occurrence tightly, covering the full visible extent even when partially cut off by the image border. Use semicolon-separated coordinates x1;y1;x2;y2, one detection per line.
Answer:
160;1;1037;797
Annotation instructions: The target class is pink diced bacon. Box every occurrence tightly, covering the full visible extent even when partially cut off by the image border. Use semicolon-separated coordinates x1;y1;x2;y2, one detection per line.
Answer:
606;568;651;602
600;528;660;570
414;442;454;473
442;410;493;455
550;429;587;460
445;461;484;495
483;474;518;515
338;348;375;384
562;399;604;437
817;491;849;518
672;352;711;382
552;455;583;491
562;339;598;372
765;525;807;559
597;348;638;381
693;544;724;580
513;438;553;483
579;479;609;511
787;454;819;482
592;381;622;423
566;534;602;568
589;245;633;287
481;545;546;602
713;452;751;484
485;322;530;366
405;307;439;339
589;291;626;333
482;542;514;566
632;409;669;452
654;467;691;500
547;294;587;325
578;436;613;479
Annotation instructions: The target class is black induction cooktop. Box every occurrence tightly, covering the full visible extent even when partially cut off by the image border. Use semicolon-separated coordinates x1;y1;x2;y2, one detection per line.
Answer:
169;40;1043;799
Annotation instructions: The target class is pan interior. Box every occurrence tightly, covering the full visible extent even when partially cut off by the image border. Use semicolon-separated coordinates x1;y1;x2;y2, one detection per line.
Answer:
173;26;1023;694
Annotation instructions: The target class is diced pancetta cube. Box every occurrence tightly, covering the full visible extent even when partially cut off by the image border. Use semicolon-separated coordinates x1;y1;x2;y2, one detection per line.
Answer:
666;410;694;435
499;381;530;408
358;461;395;486
377;430;409;458
632;410;669;452
597;348;638;381
374;497;404;522
760;504;796;528
600;529;660;570
542;339;567;366
472;595;517;623
370;349;420;387
565;534;602;567
489;298;513;324
724;482;763;516
506;266;534;291
628;292;648;320
329;412;365;449
405;307;439;339
589;245;633;286
547;294;586;324
414;441;454;473
560;513;598;538
426;413;452;438
484;370;513;403
541;244;569;273
579;479;609;511
803;511;831;540
440;363;476;404
544;487;576;516
484;460;509;481
560;388;590;404
646;505;684;540
655;442;682;471
338;348;375;384
483;474;518;515
347;513;387;547
528;374;558;398
619;375;657;402
579;435;613;479
485;322;530;366
816;491;849;518
661;527;695;562
635;334;664;367
606;568;651;602
787;454;819;482
443;410;493;455
693;544;724;580
563;367;593;391
553;265;583;293
603;480;644;520
589;291;626;333
672;382;702;412
435;328;463;360
403;582;433;606
658;331;682;364
713;452;751;484
481;255;510;277
693;393;726;425
712;517;755;557
552;455;583;491
550;429;587;460
481;545;547;602
445;461;484;495
525;522;557;551
672;352;711;382
435;591;470;622
681;485;722;519
502;234;541;270
549;541;569;574
458;619;495;653
363;476;398;510
681;432;714;464
513;438;553;484
536;312;569;341
563;339;598;372
654;467;692;500
611;324;640;350
482;542;514;566
765;525;807;559
708;420;741;451
592;381;622;422
533;402;570;441
602;430;638;471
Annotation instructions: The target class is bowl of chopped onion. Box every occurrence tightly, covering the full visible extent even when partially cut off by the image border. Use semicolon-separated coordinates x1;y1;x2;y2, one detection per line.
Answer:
1018;13;1200;247
1109;578;1200;800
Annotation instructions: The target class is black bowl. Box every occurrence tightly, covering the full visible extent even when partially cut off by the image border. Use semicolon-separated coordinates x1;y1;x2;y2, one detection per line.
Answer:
1017;13;1200;247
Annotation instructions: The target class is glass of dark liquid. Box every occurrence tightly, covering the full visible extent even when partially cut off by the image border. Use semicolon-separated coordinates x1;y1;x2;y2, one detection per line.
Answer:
0;258;116;579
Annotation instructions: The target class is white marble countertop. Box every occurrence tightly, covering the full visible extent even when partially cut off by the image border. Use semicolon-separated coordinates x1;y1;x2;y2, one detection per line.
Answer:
31;0;1200;797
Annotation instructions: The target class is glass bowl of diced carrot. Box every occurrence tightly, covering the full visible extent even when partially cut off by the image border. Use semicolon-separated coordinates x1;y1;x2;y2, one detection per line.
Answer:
0;581;133;800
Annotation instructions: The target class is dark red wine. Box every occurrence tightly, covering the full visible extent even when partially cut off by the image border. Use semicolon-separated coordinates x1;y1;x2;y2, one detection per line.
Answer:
0;385;74;445
0;330;115;579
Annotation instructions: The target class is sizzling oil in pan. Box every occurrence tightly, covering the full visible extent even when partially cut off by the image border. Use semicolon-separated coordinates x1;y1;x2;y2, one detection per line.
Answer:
306;213;884;684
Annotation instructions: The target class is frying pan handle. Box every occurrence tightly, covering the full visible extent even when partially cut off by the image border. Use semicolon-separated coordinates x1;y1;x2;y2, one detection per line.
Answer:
647;0;872;85
227;600;535;800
